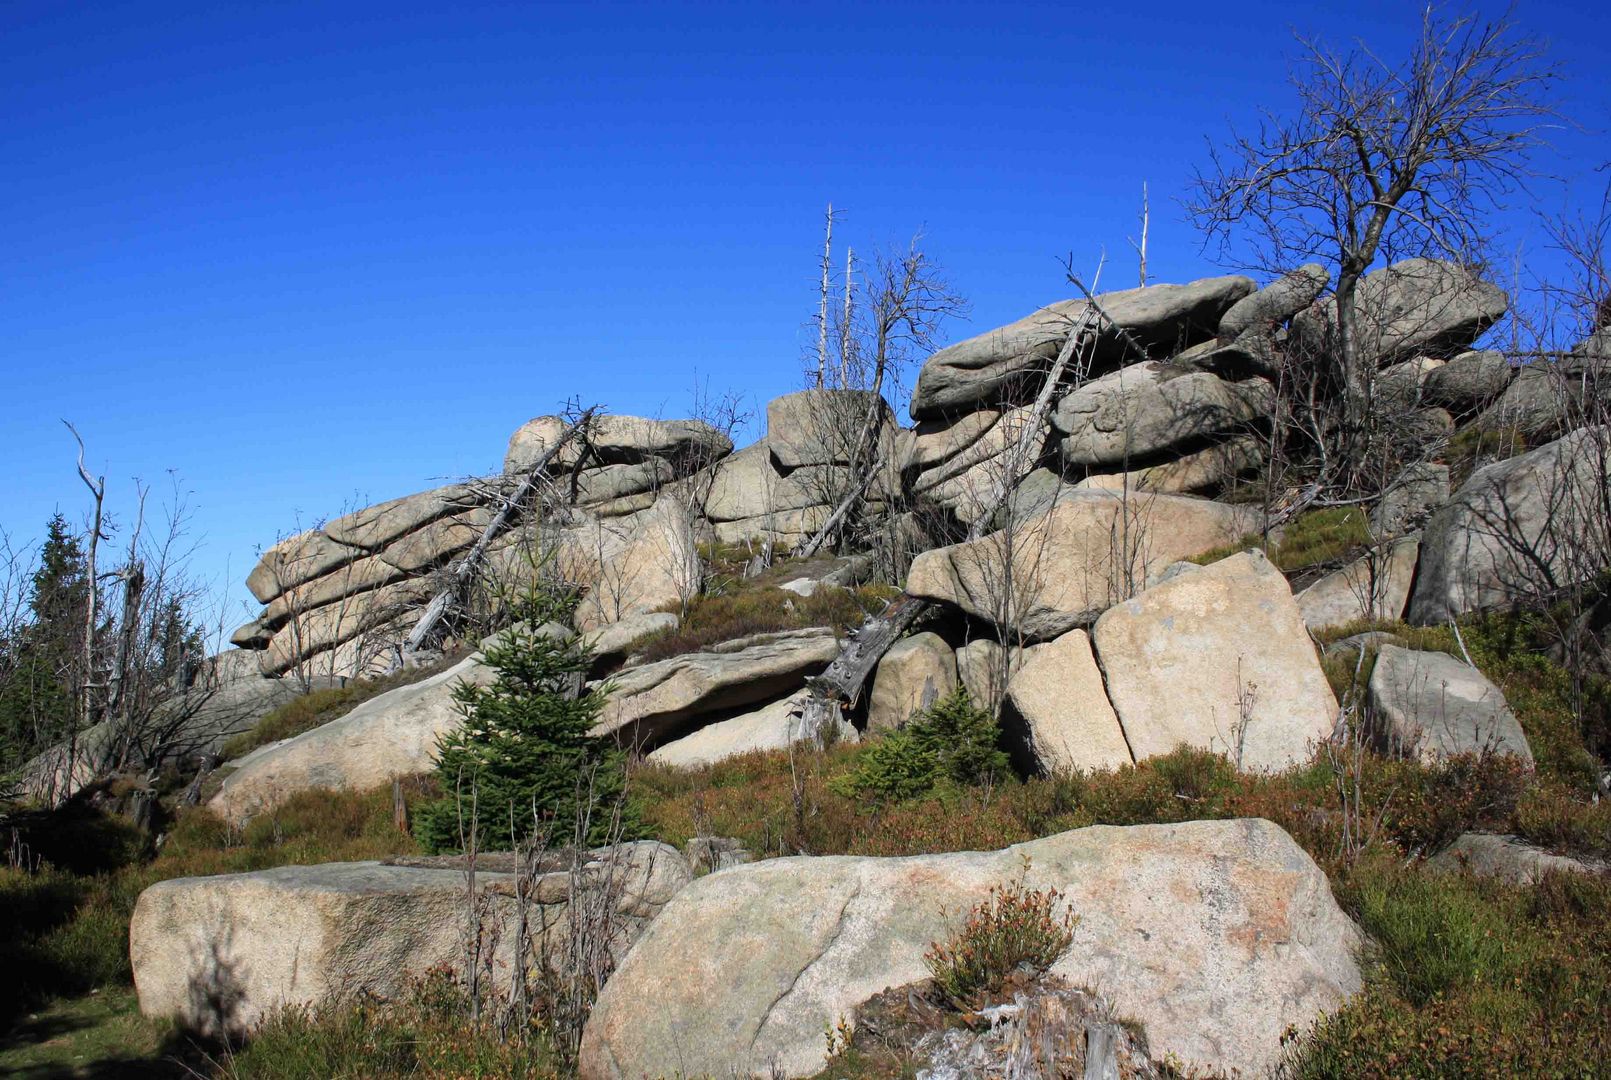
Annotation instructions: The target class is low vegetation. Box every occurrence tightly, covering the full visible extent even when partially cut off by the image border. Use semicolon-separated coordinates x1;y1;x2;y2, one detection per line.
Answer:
219;650;467;761
2;607;1607;1076
1189;505;1374;574
636;583;895;664
923;869;1077;1004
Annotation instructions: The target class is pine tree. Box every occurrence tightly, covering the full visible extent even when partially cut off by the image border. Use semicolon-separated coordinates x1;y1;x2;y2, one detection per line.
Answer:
414;620;634;853
0;515;91;774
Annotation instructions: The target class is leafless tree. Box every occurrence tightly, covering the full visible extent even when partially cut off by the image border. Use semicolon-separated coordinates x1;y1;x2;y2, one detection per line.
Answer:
1189;6;1557;461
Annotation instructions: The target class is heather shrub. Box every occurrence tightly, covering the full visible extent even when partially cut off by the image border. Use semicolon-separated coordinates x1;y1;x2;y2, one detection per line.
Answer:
924;862;1077;1004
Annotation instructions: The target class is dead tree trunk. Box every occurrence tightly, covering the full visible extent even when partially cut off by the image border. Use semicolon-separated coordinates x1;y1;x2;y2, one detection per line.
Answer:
401;408;596;662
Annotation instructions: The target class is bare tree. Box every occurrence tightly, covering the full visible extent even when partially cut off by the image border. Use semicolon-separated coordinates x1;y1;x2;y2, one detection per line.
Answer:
1189;6;1557;457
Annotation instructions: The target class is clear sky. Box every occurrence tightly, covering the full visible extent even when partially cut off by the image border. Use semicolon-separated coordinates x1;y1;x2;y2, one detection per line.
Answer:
3;0;1607;634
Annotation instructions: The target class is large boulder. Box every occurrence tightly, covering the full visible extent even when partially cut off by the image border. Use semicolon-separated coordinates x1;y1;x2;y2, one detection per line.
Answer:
1293;258;1507;368
766;389;893;469
954;638;1021;710
645;691;855;767
258;579;432;677
701;442;848;523
323;483;483;551
1471;359;1611;442
866;632;957;732
572;498;701;633
578;818;1362;1080
1002;630;1131;774
906;491;1261;640
1372;463;1449;537
134;842;690;1037
1428;832;1607;884
245;530;365;604
209;653;491;822
1217;263;1330;338
1052;363;1272;468
593;628;841;749
1407;426;1611;624
912;406;1050;519
909;277;1255;419
1074;434;1264;496
907;409;1001;472
1296;535;1421;632
505;414;733;474
1422;350;1513;415
1367;645;1533;764
1091;551;1338;772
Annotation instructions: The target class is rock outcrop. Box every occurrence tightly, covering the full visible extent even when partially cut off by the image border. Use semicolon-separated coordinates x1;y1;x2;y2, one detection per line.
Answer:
1367;645;1533;764
133;842;690;1037
1091;552;1338;772
866;632;957;731
906;491;1260;640
1407;426;1611;624
1001;630;1131;774
578;819;1363;1080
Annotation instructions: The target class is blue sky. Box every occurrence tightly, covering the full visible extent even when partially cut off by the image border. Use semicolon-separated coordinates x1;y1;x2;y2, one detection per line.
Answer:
3;0;1607;633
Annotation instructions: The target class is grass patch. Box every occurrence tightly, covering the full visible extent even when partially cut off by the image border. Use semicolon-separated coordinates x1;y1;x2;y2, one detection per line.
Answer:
219;652;467;761
634;583;894;664
1188;506;1373;574
1446;423;1530;487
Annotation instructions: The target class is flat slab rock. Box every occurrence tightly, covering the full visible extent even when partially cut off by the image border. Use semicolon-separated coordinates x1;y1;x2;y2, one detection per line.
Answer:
1429;832;1607;885
133;842;690;1037
578;818;1363;1080
1367;645;1533;765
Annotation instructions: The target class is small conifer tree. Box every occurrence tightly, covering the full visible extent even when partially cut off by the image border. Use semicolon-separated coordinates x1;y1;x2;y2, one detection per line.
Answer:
415;613;633;854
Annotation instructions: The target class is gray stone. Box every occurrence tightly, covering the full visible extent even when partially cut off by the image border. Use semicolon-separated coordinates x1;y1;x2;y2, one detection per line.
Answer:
909;277;1255;419
505;414;733;473
1292;258;1508;368
766;389;893;469
1407;427;1611;623
324;483;483;551
134;842;691;1037
1092;551;1338;772
1472;360;1611;441
906;491;1261;640
1217;263;1330;338
581;610;679;663
1296;535;1421;632
258;579;433;677
1375;356;1444;412
645;691;853;767
376;506;495;574
1428;832;1606;884
685;836;753;875
701;442;848;522
1368;645;1533;764
867;632;957;732
1002;630;1131;774
1052;363;1272;468
954;639;1022;712
908;409;1001;472
1372;463;1449;537
1422;350;1513;414
594;628;841;748
578;819;1362;1080
245;530;366;604
572;459;676;505
210;653;491;822
573;498;702;633
1074;434;1264;496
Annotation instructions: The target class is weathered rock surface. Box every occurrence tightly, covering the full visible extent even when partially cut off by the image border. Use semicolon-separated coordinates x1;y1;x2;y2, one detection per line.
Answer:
324;483;483;551
134;842;690;1037
908;409;1001;471
581;611;679;664
259;579;432;677
1368;645;1533;764
1075;434;1263;496
1296;536;1421;632
1472;360;1611;441
645;691;854;767
766;389;892;469
573;498;701;632
1407;426;1611;624
702;442;846;522
210;653;491;822
1293;258;1508;368
505;414;732;473
906;491;1261;640
1428;832;1607;884
1376;356;1444;412
578;818;1362;1080
867;632;957;732
1422;349;1512;414
1217;263;1330;338
1052;363;1272;468
1372;463;1449;537
1002;630;1131;774
954;639;1021;710
593;628;841;748
246;531;364;604
909;277;1254;419
1092;551;1338;771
